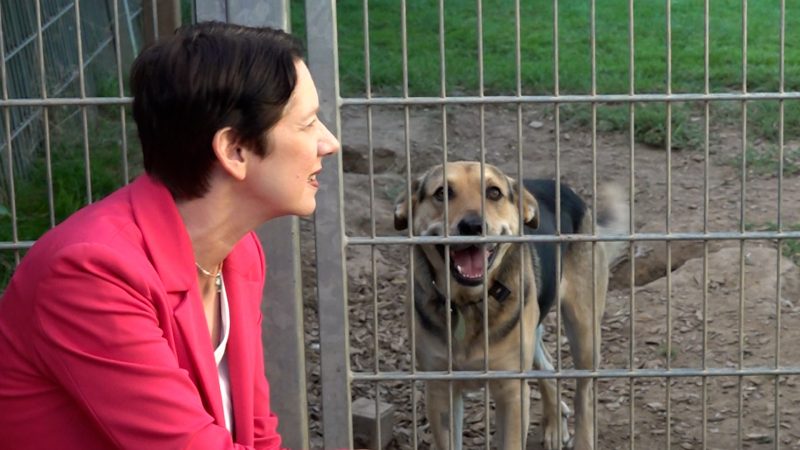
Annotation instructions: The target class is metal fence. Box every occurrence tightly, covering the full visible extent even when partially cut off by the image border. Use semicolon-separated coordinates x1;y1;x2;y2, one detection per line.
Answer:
314;1;800;449
0;0;142;197
3;1;800;449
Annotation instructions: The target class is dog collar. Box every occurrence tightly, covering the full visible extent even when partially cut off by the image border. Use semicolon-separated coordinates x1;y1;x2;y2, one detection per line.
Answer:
488;281;511;303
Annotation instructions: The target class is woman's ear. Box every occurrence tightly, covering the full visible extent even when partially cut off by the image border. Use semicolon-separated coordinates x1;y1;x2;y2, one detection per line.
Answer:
212;127;247;181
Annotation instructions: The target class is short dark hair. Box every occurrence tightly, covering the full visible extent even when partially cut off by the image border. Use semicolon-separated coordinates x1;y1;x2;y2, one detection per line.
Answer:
130;21;304;200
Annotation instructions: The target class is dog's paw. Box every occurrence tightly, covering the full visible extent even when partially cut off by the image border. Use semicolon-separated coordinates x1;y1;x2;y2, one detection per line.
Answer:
560;400;573;418
541;417;571;450
541;400;573;449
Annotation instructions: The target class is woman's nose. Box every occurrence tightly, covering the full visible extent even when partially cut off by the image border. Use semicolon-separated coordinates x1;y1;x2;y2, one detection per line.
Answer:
318;123;340;156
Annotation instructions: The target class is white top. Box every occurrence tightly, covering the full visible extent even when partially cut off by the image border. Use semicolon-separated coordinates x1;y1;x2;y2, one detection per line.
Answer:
214;274;233;432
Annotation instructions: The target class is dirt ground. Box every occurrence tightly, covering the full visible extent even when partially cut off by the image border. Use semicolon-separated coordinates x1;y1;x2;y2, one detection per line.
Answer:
299;104;800;449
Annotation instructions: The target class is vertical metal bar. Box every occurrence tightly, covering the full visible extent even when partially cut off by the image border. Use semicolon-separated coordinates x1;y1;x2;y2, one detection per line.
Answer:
627;1;636;449
589;0;599;447
775;1;785;446
514;0;524;447
474;1;493;447
552;0;564;445
34;0;55;229
195;0;226;23
306;0;351;446
121;0;138;56
259;216;308;450
0;2;19;265
362;0;381;446
110;0;130;183
400;0;419;446
74;0;93;204
664;2;673;449
702;1;711;448
738;2;747;449
434;0;454;448
225;0;290;29
150;0;159;41
260;3;311;449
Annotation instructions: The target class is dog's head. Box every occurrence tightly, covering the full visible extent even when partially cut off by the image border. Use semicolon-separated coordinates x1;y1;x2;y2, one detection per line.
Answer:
394;161;538;298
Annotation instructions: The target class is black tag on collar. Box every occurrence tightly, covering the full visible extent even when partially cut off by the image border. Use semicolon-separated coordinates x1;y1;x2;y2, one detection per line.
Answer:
488;281;511;303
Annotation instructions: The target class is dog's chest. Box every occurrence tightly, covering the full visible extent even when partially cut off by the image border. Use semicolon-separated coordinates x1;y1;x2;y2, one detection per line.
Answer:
416;337;491;372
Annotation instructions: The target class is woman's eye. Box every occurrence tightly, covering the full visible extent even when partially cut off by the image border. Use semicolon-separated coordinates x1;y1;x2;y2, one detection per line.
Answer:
486;186;503;201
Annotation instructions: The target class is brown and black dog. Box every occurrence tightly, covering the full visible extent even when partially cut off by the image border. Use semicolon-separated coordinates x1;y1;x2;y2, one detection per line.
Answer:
394;162;627;450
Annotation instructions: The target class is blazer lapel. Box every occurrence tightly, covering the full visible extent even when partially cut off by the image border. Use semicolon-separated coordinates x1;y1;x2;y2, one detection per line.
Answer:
223;264;256;444
129;175;227;427
173;288;227;427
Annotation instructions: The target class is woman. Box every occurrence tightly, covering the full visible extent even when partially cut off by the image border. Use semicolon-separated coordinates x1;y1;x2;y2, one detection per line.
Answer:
0;21;339;449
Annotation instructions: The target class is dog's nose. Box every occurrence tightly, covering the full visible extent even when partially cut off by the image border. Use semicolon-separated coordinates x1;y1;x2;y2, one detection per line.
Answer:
457;213;483;235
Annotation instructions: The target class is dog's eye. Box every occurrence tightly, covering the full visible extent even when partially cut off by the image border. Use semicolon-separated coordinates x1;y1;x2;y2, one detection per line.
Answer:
486;186;503;201
433;187;452;202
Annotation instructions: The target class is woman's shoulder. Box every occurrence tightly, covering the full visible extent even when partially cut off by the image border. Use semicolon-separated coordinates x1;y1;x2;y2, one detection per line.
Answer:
225;231;266;282
32;184;144;260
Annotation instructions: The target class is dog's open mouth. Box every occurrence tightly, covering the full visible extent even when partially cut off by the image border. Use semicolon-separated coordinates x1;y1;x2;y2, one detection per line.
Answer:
438;244;498;286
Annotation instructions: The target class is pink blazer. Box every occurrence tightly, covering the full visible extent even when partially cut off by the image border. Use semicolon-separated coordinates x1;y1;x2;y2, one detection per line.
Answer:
0;175;283;449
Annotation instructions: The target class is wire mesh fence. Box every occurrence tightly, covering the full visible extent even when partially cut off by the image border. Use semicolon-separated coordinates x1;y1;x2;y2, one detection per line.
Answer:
2;1;800;449
0;0;142;192
325;1;800;449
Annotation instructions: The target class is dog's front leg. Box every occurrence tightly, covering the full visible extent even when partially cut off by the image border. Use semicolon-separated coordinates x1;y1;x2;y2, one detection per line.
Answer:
426;381;464;450
492;379;530;450
563;299;602;450
534;325;572;450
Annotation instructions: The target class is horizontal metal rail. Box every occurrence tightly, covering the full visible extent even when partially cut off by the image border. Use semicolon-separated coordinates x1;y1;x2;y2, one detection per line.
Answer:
6;90;800;109
352;366;800;382
0;97;131;106
347;230;800;246
0;241;36;250
341;91;800;107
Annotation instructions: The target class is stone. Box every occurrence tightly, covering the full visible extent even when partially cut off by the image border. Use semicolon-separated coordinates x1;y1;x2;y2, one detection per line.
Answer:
352;397;395;450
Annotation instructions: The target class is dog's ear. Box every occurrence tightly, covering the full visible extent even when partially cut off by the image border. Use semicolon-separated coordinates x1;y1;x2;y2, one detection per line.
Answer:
522;188;539;229
511;178;539;229
394;174;424;231
393;193;410;231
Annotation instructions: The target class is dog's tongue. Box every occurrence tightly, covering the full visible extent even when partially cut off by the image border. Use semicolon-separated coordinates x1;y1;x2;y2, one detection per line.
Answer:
451;247;485;279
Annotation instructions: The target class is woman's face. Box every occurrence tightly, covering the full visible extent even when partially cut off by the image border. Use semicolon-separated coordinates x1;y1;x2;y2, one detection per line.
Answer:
247;60;340;218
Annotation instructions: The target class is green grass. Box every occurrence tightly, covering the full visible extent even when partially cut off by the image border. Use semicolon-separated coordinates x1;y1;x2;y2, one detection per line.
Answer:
0;106;141;286
746;222;800;265
292;0;800;148
3;2;796;287
658;342;678;360
726;144;800;177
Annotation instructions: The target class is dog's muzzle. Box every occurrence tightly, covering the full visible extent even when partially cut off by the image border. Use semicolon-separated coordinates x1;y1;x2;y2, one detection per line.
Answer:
445;244;498;285
438;213;499;286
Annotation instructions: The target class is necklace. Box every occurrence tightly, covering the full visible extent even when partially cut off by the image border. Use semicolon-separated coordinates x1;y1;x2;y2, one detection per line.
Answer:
195;261;223;292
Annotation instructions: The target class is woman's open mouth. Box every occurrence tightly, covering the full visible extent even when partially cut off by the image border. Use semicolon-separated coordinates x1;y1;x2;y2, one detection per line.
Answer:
436;244;498;286
308;169;321;188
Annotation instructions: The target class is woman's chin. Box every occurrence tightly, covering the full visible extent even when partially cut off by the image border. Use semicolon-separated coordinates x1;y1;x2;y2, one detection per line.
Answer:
293;201;317;218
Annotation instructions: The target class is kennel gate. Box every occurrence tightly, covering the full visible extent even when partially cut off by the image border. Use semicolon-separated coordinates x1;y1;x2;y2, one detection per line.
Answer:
309;2;800;449
3;1;800;449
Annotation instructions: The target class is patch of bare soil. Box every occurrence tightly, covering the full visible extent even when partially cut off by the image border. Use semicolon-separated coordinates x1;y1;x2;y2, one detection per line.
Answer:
300;104;800;449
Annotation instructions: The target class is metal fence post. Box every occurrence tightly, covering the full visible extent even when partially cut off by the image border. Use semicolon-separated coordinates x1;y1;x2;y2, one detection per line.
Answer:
192;2;308;449
141;0;179;46
305;0;353;448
